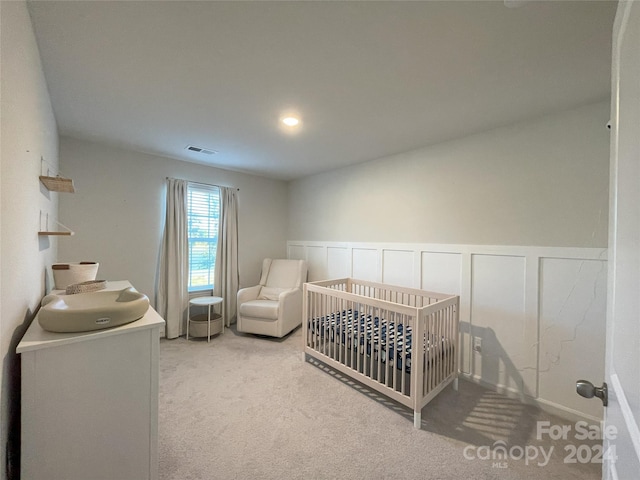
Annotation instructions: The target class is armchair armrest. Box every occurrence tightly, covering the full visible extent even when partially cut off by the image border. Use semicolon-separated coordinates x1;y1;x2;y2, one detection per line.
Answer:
237;285;262;305
278;288;296;300
278;288;303;336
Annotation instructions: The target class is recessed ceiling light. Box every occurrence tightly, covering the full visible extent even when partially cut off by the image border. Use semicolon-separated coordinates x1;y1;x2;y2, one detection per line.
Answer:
281;116;300;127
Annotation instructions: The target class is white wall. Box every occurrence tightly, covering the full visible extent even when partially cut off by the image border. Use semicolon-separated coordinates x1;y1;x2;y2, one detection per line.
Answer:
288;101;610;248
0;2;60;478
58;137;289;306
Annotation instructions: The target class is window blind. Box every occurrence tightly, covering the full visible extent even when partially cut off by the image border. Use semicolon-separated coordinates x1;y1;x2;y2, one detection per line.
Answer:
187;183;220;291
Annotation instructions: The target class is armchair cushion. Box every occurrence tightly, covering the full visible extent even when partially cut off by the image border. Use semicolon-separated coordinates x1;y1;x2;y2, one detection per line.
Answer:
258;286;288;301
239;300;279;320
264;260;304;288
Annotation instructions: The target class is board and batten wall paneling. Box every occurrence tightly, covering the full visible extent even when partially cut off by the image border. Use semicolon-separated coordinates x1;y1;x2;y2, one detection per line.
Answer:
469;254;533;396
352;248;378;282
290;241;607;423
327;247;349;279
305;246;327;282
421;252;462;295
538;258;607;420
382;249;415;288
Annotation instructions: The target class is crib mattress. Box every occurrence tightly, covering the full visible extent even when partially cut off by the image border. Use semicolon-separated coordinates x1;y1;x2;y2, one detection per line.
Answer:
309;310;451;373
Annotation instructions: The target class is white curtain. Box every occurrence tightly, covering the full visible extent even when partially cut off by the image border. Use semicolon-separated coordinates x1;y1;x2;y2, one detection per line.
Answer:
156;178;188;339
215;187;239;325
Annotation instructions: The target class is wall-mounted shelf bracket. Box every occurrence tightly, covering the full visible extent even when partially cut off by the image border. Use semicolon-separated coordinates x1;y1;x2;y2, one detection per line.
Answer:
38;211;74;236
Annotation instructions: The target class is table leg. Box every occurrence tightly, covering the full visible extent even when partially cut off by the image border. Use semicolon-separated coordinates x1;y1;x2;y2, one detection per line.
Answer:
207;305;211;342
187;302;190;340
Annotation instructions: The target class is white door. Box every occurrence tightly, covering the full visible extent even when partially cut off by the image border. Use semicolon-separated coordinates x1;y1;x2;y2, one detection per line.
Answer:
603;1;640;479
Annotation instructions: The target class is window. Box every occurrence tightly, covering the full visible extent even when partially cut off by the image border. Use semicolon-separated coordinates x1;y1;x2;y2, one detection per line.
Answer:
187;183;220;292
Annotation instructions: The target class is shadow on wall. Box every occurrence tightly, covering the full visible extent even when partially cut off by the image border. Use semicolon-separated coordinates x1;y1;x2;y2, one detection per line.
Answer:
38;236;50;253
441;322;540;447
460;322;536;399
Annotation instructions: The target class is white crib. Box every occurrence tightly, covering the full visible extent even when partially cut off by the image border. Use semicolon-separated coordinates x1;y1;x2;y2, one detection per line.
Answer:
303;278;459;428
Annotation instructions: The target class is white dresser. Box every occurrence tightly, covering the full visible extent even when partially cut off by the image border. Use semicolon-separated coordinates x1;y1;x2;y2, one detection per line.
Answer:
17;281;165;480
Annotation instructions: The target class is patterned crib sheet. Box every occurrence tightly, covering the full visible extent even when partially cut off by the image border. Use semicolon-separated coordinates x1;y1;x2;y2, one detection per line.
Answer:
309;310;450;373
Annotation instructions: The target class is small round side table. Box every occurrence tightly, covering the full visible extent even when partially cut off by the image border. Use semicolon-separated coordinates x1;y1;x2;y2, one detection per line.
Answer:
187;296;224;342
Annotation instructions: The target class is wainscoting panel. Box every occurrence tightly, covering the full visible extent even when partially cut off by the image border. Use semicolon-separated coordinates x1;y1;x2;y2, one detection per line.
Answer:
470;254;532;396
289;240;607;422
538;258;607;420
352;248;378;282
306;246;327;282
288;244;306;264
326;247;350;279
420;252;462;295
382;249;415;288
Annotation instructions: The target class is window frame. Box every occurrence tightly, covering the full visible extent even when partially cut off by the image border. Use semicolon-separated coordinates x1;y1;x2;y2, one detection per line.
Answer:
186;182;220;293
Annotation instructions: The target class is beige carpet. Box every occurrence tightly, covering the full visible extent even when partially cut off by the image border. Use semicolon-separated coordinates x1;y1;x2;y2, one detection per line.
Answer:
159;326;601;480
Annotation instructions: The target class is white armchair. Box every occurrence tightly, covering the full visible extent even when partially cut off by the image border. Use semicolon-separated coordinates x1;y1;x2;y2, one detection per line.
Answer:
237;258;308;338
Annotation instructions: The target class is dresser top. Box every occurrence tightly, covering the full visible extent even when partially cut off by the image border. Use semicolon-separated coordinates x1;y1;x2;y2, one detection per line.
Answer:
17;281;165;354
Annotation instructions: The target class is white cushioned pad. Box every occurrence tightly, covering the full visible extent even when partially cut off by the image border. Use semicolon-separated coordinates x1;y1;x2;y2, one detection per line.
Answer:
264;260;301;288
239;300;279;320
258;286;287;301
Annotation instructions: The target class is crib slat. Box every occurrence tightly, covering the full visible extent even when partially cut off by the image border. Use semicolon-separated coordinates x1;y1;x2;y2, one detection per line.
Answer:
324;296;328;357
330;295;334;358
318;292;323;354
425;315;430;396
423;314;428;396
437;311;442;388
340;306;345;366
442;308;447;382
433;313;437;392
368;307;374;380
446;306;452;377
450;305;455;375
447;306;452;376
430;314;435;392
351;308;356;372
311;291;315;350
438;310;443;384
356;304;361;374
384;312;390;389
310;291;315;350
334;298;339;361
335;297;340;362
435;311;440;389
436;311;441;389
376;310;382;383
400;314;406;395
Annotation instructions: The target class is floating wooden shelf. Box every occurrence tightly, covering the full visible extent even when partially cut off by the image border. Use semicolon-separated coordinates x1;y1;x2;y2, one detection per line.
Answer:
38;231;74;236
39;211;74;237
39;175;75;193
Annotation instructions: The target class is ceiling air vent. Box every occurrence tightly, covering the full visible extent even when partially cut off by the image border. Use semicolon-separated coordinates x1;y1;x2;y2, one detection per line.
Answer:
186;145;217;155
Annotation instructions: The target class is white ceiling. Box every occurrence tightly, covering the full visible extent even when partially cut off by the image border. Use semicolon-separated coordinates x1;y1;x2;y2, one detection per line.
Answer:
28;0;616;181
